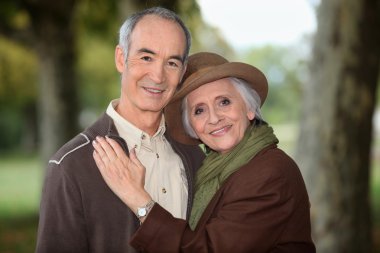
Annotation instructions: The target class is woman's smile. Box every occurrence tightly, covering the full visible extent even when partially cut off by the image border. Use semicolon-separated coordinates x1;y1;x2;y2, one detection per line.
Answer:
209;124;232;136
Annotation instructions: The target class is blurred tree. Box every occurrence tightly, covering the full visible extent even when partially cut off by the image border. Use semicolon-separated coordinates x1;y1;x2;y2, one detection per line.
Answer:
296;0;380;252
0;0;80;160
0;37;38;152
0;0;119;159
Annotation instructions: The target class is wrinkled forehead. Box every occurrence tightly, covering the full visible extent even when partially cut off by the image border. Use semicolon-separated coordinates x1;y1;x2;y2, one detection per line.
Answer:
131;15;187;53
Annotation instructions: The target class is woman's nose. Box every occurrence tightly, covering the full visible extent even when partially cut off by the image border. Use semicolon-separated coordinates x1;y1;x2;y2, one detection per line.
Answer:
208;107;222;124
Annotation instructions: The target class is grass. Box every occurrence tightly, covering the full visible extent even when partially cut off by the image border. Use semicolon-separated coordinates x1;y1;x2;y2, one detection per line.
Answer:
0;154;43;217
0;134;379;252
0;154;42;253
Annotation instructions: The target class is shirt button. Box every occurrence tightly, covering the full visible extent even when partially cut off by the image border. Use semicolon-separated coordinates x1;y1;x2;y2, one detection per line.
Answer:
156;153;159;158
141;134;146;140
162;188;167;194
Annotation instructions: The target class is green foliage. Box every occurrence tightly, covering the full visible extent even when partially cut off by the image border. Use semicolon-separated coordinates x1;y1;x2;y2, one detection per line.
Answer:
0;37;37;108
0;0;30;32
78;34;119;112
76;0;119;43
239;45;309;124
0;37;38;151
0;109;24;152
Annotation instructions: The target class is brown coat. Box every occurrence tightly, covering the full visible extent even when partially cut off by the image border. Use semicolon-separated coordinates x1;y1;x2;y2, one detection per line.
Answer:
35;113;205;253
131;145;315;253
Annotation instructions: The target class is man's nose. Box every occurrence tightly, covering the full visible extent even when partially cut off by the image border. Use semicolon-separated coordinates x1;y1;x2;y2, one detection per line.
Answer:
149;62;165;84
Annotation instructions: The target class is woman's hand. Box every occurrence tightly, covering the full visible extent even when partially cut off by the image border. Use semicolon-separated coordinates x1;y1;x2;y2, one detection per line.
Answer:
92;136;152;215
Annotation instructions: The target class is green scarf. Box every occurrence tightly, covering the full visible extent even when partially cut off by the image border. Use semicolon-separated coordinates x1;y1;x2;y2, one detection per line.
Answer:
189;123;279;230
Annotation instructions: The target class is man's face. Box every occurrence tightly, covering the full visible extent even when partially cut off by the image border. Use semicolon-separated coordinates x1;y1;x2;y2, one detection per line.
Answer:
115;15;187;116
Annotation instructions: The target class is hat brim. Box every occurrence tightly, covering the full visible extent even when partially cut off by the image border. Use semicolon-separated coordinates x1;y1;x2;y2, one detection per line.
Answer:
165;62;268;145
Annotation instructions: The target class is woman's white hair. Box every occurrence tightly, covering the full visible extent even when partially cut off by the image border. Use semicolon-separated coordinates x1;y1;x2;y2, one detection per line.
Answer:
181;77;264;139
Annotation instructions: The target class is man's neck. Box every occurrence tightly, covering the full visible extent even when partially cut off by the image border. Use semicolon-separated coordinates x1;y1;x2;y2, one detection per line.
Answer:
115;102;162;137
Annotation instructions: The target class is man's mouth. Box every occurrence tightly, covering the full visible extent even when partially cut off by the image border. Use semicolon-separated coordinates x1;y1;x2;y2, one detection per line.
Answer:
143;87;165;94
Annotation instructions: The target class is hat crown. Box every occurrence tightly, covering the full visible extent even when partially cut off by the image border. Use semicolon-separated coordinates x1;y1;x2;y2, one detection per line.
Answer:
183;52;228;80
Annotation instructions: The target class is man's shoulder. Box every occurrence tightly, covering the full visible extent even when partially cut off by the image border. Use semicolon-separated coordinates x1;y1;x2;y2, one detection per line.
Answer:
48;113;114;166
48;133;92;166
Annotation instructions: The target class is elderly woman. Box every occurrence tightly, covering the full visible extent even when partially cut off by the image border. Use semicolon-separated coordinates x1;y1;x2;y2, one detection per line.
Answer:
92;52;315;252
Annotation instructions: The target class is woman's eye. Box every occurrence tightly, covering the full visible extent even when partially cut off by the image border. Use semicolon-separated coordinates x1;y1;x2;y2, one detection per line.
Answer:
221;98;231;106
194;108;204;115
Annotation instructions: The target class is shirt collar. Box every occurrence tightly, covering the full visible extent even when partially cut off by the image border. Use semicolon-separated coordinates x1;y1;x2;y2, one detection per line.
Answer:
106;99;167;150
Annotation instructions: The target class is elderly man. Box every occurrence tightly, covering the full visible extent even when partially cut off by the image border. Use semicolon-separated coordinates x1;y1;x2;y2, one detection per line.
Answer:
36;7;204;253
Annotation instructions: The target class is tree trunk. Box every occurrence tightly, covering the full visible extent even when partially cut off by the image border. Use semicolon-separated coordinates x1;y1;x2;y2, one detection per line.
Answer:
27;0;79;160
295;0;380;252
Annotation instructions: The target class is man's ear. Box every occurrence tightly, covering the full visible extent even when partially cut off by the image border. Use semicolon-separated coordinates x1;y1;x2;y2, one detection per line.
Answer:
115;45;126;73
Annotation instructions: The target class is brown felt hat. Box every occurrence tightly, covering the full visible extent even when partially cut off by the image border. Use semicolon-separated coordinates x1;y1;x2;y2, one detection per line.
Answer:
165;52;268;145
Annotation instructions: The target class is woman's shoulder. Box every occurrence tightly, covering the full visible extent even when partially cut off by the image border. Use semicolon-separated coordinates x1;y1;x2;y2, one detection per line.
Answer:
220;145;308;204
230;144;302;185
249;144;297;168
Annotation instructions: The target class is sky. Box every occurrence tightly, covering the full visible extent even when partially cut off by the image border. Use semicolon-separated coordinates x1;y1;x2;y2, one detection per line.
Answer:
197;0;318;50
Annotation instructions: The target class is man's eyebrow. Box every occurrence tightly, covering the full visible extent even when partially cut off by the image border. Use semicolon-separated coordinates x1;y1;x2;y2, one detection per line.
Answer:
137;48;184;63
171;55;184;63
138;48;156;55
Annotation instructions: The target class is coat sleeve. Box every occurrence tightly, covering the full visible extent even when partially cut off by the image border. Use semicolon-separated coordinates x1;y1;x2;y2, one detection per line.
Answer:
35;162;88;253
130;154;309;253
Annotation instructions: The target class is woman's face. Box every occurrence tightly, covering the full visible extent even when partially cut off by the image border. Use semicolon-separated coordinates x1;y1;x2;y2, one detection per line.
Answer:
187;78;255;154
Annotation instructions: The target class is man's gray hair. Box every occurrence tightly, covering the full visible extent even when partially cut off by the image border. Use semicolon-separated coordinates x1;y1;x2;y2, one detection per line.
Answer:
118;7;191;63
181;77;264;139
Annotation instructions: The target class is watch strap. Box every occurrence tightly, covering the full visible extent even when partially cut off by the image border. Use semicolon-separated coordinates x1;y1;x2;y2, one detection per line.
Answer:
136;199;155;220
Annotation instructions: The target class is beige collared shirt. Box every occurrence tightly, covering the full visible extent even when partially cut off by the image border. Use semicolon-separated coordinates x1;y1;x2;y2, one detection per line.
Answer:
106;99;188;219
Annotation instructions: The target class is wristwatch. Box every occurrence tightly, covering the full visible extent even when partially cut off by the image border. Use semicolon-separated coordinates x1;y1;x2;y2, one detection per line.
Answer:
136;200;155;221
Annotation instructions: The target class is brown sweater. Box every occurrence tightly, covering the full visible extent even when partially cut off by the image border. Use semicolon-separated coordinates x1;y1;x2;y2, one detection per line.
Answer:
131;145;316;253
35;113;205;253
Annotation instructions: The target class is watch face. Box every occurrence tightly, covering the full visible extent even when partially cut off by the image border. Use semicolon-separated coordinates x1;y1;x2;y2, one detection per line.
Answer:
138;208;147;217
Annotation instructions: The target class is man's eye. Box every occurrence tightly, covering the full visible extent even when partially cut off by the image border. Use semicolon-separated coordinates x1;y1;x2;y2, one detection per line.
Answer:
141;56;152;61
168;61;179;67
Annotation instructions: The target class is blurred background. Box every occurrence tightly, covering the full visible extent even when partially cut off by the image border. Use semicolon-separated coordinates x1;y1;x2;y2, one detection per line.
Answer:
0;0;379;252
